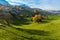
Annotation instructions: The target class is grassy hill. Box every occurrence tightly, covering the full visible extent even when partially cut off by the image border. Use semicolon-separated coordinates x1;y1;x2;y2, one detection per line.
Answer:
0;15;60;40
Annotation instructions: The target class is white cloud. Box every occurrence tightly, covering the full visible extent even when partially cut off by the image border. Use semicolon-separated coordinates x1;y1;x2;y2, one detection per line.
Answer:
30;5;60;10
7;0;28;5
6;0;60;10
40;5;60;10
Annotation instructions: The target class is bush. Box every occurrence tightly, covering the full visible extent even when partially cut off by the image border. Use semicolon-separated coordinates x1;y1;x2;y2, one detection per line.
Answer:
31;14;47;22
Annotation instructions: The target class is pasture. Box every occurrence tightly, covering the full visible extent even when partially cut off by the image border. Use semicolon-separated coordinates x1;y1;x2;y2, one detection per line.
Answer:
0;15;60;40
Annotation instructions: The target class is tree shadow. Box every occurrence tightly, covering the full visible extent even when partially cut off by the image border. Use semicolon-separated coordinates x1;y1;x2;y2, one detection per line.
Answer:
0;25;57;40
0;25;52;40
0;25;6;29
11;19;31;26
16;28;50;36
15;28;51;40
20;36;39;40
0;25;39;40
38;18;54;24
38;20;50;24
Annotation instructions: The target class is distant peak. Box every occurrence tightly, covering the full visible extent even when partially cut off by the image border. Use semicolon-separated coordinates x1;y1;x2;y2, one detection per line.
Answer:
20;4;29;8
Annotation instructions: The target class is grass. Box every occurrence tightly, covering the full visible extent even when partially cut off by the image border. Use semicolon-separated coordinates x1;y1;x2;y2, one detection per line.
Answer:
0;15;60;40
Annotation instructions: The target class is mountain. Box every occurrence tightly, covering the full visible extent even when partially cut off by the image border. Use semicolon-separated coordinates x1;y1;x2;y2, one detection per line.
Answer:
0;0;10;6
46;10;60;14
32;8;42;10
0;0;58;16
20;4;30;8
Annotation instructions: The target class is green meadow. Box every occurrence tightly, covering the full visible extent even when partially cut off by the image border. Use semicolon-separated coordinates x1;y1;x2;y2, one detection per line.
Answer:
0;15;60;40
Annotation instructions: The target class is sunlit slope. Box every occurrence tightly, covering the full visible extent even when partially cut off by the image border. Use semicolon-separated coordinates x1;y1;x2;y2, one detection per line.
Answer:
0;15;60;40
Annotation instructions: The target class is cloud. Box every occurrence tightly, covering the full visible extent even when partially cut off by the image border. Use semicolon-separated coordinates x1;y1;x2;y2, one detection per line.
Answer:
6;0;60;10
30;4;60;10
6;0;41;5
39;5;60;10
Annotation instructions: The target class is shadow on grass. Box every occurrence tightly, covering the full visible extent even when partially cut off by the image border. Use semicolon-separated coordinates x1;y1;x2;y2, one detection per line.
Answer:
0;25;56;40
15;28;51;40
4;24;50;36
38;20;50;24
11;19;31;26
38;19;55;24
16;28;50;36
0;25;58;40
15;36;58;40
0;25;6;29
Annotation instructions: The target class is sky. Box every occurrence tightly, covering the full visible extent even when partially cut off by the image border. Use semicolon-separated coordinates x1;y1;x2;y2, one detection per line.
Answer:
6;0;60;10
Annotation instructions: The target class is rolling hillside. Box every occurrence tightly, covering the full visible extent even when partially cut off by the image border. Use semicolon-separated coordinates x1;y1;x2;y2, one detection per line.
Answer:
0;0;60;40
0;15;60;40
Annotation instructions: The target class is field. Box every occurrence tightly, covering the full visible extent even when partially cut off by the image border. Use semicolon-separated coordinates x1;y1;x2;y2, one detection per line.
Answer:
0;15;60;40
